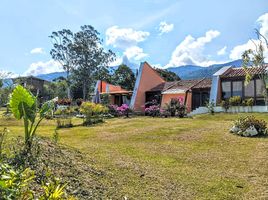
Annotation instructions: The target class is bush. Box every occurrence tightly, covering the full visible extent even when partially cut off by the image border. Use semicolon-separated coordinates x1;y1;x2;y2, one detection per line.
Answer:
205;101;215;115
76;98;83;107
145;105;161;117
116;104;131;118
220;100;230;112
164;98;186;118
56;118;73;128
80;102;108;125
107;104;119;117
230;115;267;137
56;99;72;106
229;96;241;106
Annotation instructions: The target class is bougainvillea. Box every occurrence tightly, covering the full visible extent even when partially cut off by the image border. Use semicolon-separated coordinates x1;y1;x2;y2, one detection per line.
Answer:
117;104;131;117
145;105;161;117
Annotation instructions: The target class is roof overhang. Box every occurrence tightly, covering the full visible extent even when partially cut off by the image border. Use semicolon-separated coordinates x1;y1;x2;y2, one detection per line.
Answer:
162;89;186;94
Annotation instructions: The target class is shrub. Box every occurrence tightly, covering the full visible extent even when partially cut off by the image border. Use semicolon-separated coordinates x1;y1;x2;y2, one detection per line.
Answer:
9;85;54;152
117;104;131;118
246;98;254;106
144;99;158;108
205;101;215;115
54;107;75;117
229;96;241;106
164;98;186;118
80;102;108;125
76;98;83;107
220;100;230;112
0;128;8;157
56;119;73;129
145;105;161;117
230;115;267;137
108;104;119;117
56;99;72;106
100;94;110;106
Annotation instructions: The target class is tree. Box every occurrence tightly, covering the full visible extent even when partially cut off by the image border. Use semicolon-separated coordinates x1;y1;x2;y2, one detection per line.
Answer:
242;29;268;104
71;25;115;100
112;64;136;91
49;29;74;99
154;68;181;82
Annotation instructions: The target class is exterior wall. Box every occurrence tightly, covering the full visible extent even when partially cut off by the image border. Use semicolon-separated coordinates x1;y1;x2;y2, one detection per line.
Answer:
185;92;192;112
161;93;186;107
130;62;165;112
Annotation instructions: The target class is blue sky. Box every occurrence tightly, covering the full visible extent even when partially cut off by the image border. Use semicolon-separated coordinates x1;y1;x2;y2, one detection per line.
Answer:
0;0;268;76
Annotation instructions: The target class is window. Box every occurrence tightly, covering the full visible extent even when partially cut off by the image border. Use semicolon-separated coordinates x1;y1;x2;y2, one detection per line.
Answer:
256;79;265;97
222;81;231;99
244;80;254;97
232;81;243;97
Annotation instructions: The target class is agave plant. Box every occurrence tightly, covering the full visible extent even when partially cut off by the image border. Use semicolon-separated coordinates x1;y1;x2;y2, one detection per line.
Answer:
9;85;54;151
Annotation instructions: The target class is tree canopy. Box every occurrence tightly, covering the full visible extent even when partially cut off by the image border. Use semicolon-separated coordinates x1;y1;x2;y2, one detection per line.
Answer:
112;64;136;91
154;68;180;82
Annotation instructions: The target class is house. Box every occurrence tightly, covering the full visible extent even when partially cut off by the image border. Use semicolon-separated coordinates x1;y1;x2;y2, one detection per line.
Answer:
129;62;211;112
94;61;267;113
210;65;268;106
93;80;132;106
12;76;49;99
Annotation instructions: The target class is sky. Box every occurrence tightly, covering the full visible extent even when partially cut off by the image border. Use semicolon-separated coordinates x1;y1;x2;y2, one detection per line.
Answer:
0;0;268;76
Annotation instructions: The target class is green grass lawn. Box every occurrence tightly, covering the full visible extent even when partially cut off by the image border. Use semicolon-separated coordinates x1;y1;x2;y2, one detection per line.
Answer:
1;113;268;199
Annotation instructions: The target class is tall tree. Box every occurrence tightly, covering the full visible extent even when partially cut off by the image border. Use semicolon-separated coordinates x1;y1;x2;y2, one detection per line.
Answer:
112;64;136;90
71;25;115;100
154;68;181;82
242;29;268;104
49;29;74;99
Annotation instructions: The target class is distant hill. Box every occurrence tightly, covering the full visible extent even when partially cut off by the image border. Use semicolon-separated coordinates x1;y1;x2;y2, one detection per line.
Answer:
36;72;67;82
35;59;244;82
167;59;243;80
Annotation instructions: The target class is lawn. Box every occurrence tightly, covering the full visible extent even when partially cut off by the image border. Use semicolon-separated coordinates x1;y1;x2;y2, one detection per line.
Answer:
1;113;268;199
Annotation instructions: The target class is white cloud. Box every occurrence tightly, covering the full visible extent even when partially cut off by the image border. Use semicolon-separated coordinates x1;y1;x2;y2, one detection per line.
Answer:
123;46;148;60
217;46;227;56
106;26;150;61
165;30;221;67
159;21;174;35
30;48;45;54
106;26;149;49
229;12;268;61
24;60;63;76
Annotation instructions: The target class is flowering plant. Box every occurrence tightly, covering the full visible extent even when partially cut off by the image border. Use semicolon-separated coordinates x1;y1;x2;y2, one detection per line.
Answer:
108;104;119;116
117;104;131;117
164;98;186;118
145;105;161;117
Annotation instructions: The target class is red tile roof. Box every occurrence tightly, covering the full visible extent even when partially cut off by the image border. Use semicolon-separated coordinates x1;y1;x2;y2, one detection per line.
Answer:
148;78;212;92
221;65;268;78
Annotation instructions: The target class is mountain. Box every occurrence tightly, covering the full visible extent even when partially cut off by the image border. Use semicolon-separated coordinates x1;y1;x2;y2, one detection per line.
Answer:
167;59;243;80
35;59;243;82
36;72;67;82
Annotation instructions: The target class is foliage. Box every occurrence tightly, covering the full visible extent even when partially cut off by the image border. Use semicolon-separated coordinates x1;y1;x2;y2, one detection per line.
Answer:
220;100;230;112
116;104;131;118
205;101;215;115
76;98;83;107
44;80;68;100
0;163;35;199
164;98;186;118
56;99;72;106
112;64;136;91
245;98;254;107
56;119;73;129
54;107;75;116
80;102;108;125
49;29;74;99
107;104;119;117
9;85;54;151
230;115;267;137
100;94;110;106
0;128;8;157
229;96;241;106
154;68;181;82
71;25;115;100
145;105;161;117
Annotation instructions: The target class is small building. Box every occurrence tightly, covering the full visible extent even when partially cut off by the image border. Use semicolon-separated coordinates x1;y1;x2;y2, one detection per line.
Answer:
130;62;211;112
210;65;267;106
12;76;49;98
93;80;132;106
